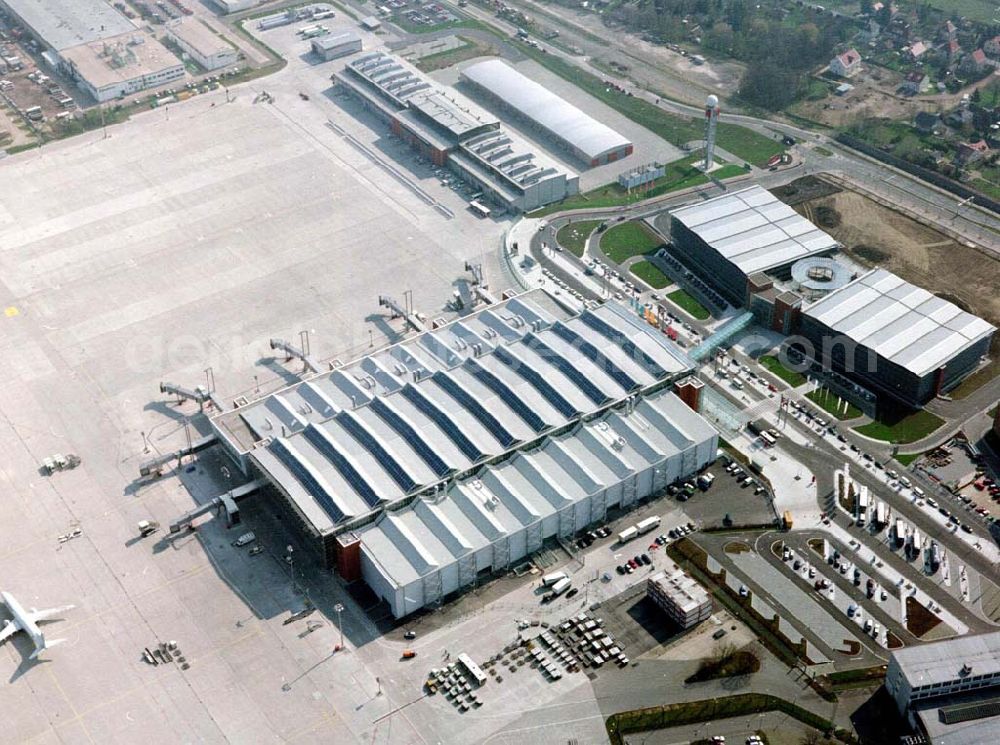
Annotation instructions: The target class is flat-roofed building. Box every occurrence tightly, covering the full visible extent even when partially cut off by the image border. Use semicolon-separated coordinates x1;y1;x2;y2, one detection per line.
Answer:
799;268;995;406
335;52;578;211
165;18;238;71
646;560;712;628
887;631;1000;745
311;31;362;61
668;185;840;306
59;34;184;102
210;0;264;13
0;0;136;52
460;59;633;167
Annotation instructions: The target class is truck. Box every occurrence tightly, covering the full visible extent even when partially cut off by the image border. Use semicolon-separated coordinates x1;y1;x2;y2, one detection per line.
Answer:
231;531;256;548
894;518;906;548
875;502;886;529
636;516;661;535
551;577;572;596
782;510;793;530
857;490;869;526
137;520;160;537
617;526;638;544
542;571;568;587
697;472;715;490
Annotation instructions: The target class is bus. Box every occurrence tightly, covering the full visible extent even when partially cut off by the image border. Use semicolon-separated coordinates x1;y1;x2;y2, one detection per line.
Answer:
469;200;491;218
759;431;776;448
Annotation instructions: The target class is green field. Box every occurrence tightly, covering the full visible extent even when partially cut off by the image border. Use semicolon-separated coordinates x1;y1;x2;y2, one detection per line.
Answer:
667;288;710;320
923;0;997;23
600;221;664;263
893;451;924;467
528;156;745;217
806;387;862;420
854;410;946;444
630;261;671;289
555;220;601;257
759;355;806;387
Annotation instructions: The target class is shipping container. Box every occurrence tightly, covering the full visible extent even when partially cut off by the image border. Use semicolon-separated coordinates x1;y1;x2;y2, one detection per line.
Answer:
636;516;661;535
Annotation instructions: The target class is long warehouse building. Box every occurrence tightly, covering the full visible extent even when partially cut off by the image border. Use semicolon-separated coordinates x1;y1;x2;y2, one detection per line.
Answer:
799;268;995;406
669;185;840;306
335;52;578;212
461;59;633;167
211;292;717;617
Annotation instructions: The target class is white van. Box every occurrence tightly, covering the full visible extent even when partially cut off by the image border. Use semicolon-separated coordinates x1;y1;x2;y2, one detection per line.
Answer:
542;571;568;587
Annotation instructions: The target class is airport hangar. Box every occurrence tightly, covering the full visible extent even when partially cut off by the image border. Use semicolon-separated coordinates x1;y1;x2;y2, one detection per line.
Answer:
209;292;718;619
0;0;185;102
460;59;634;168
667;185;996;407
334;52;579;213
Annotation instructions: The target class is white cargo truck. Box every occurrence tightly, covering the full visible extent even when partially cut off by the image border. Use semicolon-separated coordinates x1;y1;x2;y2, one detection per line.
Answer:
636;516;661;535
551;577;572;596
617;526;638;544
542;571;568;587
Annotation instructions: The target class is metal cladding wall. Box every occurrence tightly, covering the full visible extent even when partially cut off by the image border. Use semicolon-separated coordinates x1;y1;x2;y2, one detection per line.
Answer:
669;218;750;306
360;430;716;619
796;314;992;407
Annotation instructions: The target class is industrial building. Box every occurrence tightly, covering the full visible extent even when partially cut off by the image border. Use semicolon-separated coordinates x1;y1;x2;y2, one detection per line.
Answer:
210;292;717;618
59;34;185;103
460;59;633;168
0;0;135;52
311;31;362;61
646;561;712;629
165;19;239;72
0;0;185;103
886;630;1000;744
335;52;578;212
210;0;264;12
669;185;840;306
798;268;995;406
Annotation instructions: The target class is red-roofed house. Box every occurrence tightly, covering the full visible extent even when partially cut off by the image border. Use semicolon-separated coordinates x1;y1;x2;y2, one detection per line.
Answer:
971;49;989;69
944;39;961;59
986;36;1000;58
956;140;989;165
829;48;862;78
909;41;928;59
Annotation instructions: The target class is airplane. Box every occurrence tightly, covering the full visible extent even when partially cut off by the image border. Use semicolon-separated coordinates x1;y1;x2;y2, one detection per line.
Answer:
0;591;75;660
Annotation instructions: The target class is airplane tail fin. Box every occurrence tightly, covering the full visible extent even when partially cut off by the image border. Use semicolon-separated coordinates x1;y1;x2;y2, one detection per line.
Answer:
30;637;66;660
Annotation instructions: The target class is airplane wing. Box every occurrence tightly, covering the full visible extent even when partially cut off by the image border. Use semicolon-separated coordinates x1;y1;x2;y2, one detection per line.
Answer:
29;605;75;623
0;620;21;645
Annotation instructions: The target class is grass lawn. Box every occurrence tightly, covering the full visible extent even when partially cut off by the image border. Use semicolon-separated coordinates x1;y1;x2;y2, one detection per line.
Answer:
814;146;833;157
759;355;806;387
893;451;923;467
415;37;496;73
528;155;746;217
854;409;946;444
922;0;997;23
631;260;671;289
806;387;862;420
555;220;601;257
667;288;710;320
600;221;664;263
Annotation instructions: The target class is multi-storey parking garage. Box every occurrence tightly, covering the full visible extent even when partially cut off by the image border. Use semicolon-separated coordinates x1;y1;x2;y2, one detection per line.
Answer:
211;292;717;617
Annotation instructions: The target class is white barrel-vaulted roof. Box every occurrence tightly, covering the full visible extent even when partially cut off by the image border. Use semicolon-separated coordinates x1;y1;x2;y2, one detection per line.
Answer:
212;292;694;534
670;185;840;276
802;268;995;378
460;59;632;163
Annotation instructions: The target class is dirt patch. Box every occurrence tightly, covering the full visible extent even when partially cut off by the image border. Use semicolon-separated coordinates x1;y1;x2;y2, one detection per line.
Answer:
723;541;751;555
793;186;1000;328
887;631;903;650
770;175;841;206
905;596;942;638
814;204;841;230
789;67;922;128
807;538;825;555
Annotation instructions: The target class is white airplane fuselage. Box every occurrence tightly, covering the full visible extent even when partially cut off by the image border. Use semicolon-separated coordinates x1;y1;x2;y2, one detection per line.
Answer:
1;591;45;650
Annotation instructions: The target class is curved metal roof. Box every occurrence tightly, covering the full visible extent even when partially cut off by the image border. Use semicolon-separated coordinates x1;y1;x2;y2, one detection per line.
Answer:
461;59;631;162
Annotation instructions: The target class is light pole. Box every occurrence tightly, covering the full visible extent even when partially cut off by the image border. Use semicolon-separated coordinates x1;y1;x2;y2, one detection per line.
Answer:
333;603;344;650
286;545;296;593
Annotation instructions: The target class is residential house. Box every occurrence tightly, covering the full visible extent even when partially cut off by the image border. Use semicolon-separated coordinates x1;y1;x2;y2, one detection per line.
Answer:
986;35;1000;58
858;19;881;46
946;107;974;128
902;71;930;94
944;39;961;60
913;111;941;133
939;20;957;43
830;48;862;78
909;41;928;60
956;139;989;165
971;48;990;70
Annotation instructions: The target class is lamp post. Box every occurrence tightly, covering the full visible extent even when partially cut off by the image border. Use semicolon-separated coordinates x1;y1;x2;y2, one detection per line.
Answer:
333;603;344;650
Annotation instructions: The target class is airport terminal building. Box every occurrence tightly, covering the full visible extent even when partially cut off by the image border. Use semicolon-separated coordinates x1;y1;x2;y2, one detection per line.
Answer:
335;52;578;213
211;292;718;618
